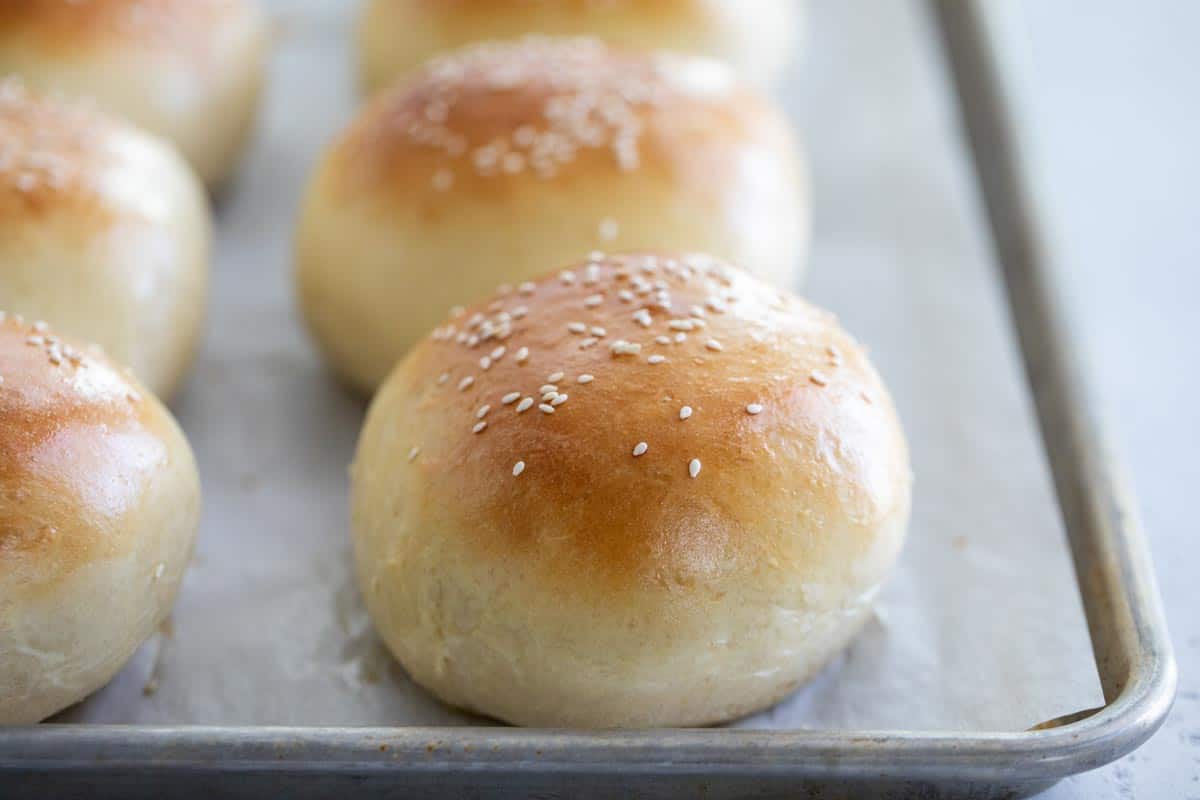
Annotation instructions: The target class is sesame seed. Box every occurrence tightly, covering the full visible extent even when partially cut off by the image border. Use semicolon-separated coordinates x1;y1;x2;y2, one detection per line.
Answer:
668;319;695;331
539;384;558;394
542;391;558;402
432;169;454;191
584;294;604;308
632;309;652;327
679;406;693;420
810;370;830;386
438;372;450;385
618;290;634;303
518;281;536;295
479;356;492;370
512;461;526;477
577;374;594;384
472;421;488;434
32;321;48;333
690;305;706;318
579;337;599;349
516;347;530;363
567;321;587;334
476;404;491;419
491;346;506;360
25;336;43;346
610;340;642;356
539;403;555;414
560;270;577;284
458;376;475;391
512;306;529;319
689;458;702;478
633;442;648;457
674;332;687;344
598;217;619;241
547;371;564;383
590;326;606;337
514;124;536;146
648;355;666;364
516;397;534;413
502;392;521;404
655;335;672;345
408;447;421;462
747;403;764;415
705;339;723;352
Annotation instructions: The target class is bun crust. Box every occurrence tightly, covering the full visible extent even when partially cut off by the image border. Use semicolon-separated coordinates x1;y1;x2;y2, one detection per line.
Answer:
0;79;209;399
352;253;910;728
0;315;200;724
358;0;799;93
298;38;808;393
0;0;267;187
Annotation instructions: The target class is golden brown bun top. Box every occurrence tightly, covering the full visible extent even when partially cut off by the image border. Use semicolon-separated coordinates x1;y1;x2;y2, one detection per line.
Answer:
330;36;790;200
0;78;108;211
0;0;250;57
370;253;911;592
0;77;163;225
0;313;175;585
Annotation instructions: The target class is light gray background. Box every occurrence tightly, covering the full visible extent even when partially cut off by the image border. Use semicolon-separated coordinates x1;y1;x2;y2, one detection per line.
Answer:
1011;1;1199;797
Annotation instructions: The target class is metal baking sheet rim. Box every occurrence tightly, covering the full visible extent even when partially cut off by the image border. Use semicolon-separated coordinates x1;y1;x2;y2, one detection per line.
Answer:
0;1;1177;795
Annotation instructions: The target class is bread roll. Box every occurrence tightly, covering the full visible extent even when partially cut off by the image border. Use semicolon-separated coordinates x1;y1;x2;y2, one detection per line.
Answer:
351;253;911;728
358;0;799;94
0;0;267;188
298;37;808;394
0;79;209;400
0;315;200;724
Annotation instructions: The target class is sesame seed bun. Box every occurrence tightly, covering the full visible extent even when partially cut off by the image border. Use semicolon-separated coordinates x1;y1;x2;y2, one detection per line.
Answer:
297;37;809;394
358;0;800;94
0;79;209;399
351;253;911;728
0;0;267;188
0;315;200;724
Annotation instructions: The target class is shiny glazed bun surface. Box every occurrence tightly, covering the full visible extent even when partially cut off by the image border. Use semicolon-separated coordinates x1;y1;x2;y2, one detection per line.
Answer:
0;315;200;724
358;0;800;94
298;37;808;394
0;0;268;187
0;78;209;399
351;253;910;728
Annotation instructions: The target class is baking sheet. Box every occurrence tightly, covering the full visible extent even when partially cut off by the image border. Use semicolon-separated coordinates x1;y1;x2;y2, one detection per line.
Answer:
55;0;1104;732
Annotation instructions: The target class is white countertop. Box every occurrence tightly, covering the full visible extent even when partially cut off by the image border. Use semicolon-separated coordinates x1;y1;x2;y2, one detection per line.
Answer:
1009;0;1199;796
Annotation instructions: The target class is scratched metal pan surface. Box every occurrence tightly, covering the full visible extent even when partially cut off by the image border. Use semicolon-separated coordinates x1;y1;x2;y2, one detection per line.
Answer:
0;0;1175;798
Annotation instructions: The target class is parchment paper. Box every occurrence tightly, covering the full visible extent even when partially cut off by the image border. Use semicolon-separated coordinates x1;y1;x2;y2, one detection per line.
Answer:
57;0;1104;732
